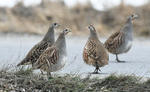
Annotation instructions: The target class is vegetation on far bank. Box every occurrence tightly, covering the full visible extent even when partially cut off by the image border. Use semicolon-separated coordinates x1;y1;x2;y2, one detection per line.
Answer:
0;0;150;37
0;66;150;92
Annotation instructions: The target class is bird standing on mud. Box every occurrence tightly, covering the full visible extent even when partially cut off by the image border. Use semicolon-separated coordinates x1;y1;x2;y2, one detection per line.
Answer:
17;23;60;66
104;14;138;62
33;29;71;77
83;25;109;74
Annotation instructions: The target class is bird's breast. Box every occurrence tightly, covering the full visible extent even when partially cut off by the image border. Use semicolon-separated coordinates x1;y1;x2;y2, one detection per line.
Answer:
61;56;67;65
123;39;132;53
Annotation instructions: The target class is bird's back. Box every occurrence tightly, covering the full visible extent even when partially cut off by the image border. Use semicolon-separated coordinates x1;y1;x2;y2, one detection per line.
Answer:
33;46;60;72
104;31;125;54
17;41;52;66
105;14;136;54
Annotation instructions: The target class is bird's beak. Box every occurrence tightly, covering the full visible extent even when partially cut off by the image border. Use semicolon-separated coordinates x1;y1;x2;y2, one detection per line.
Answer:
68;30;71;33
58;24;61;26
57;24;61;27
132;14;139;20
64;28;71;35
65;30;71;35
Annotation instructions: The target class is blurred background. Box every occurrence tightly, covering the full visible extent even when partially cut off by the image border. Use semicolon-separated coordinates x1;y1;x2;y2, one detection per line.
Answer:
0;0;149;37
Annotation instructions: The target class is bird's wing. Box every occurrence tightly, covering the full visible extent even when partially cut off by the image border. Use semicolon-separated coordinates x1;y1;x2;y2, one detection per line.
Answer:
17;41;50;66
83;39;108;66
83;39;98;61
104;31;125;50
33;46;59;70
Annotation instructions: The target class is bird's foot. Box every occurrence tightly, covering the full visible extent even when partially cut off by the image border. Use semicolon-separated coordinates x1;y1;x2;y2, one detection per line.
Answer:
91;71;100;74
91;68;101;74
117;60;126;63
46;72;53;80
47;76;53;80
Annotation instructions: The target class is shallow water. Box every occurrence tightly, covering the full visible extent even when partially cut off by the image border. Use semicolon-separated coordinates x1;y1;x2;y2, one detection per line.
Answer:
0;34;150;78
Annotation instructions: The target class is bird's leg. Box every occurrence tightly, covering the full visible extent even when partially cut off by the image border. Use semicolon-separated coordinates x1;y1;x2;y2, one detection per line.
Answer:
38;70;47;80
98;68;101;72
115;54;125;63
93;68;97;73
47;72;52;79
93;66;101;74
40;70;44;75
92;62;101;74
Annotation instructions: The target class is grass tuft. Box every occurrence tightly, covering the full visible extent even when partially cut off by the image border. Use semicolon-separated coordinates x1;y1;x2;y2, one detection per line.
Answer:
14;66;33;76
0;67;150;91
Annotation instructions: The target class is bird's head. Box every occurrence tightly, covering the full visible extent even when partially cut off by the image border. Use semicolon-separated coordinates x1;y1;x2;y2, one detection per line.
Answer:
52;22;60;28
88;25;98;37
63;28;71;35
129;13;139;21
88;25;96;32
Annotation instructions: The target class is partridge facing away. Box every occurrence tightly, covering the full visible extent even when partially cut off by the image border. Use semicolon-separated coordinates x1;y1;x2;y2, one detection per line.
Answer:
33;29;71;77
104;14;138;62
83;25;109;74
17;23;60;66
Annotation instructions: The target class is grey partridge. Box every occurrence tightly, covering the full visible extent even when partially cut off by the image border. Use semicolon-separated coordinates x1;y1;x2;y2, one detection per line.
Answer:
33;29;71;77
83;25;109;74
104;14;138;62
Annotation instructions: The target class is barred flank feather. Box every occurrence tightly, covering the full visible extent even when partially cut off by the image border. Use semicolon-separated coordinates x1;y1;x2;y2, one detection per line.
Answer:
104;31;125;54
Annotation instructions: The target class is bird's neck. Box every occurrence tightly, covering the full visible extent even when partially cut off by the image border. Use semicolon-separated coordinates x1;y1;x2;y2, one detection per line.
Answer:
121;18;133;41
89;31;98;40
126;18;133;25
122;18;133;33
55;33;66;49
42;26;55;42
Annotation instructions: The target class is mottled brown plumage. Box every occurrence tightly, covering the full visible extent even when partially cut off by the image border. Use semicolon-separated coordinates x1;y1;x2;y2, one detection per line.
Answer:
17;23;60;66
104;31;125;54
35;46;59;72
33;29;71;77
18;41;51;66
83;25;109;74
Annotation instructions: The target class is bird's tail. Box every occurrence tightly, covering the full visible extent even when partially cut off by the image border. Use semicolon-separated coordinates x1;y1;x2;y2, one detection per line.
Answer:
17;63;21;66
17;59;30;66
17;61;24;66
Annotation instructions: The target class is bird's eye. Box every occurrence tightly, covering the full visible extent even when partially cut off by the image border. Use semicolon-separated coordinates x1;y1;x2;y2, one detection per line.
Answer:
131;14;134;17
54;23;57;26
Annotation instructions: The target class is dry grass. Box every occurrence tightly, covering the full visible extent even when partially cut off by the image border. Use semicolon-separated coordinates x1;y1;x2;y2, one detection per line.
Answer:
0;66;150;92
0;0;150;37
